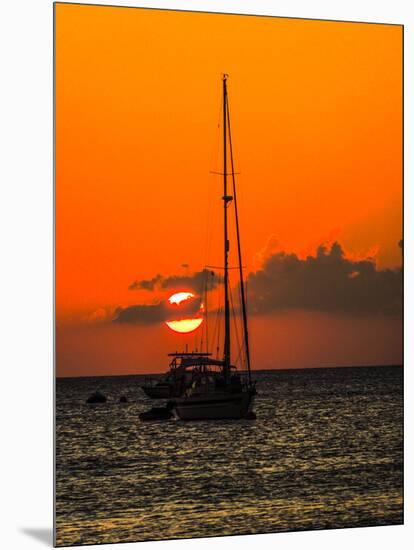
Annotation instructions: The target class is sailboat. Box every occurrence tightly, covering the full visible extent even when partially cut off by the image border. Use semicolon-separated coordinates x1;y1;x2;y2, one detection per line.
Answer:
171;74;256;420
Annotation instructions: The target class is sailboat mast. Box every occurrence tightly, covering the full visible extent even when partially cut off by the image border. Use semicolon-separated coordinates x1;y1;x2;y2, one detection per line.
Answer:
222;74;231;374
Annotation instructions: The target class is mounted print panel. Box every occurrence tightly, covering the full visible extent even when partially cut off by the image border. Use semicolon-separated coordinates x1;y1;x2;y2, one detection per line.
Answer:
55;2;403;546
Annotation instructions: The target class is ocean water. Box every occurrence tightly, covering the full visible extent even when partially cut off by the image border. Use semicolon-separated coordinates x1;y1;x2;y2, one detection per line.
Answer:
55;366;403;546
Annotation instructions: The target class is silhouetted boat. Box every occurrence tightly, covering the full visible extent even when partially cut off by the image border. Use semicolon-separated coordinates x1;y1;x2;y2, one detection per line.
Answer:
140;352;214;398
172;75;256;420
139;75;256;421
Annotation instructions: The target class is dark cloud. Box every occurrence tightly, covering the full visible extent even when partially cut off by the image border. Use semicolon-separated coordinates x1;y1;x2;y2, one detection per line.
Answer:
129;274;163;291
129;269;220;293
114;303;165;324
114;295;203;324
247;241;402;316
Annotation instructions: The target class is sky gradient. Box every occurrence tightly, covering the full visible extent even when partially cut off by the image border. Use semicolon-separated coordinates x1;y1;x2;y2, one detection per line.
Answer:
55;4;402;377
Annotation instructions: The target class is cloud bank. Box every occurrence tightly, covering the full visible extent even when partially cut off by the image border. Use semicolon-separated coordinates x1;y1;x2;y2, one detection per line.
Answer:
247;242;402;316
114;241;402;324
114;294;203;324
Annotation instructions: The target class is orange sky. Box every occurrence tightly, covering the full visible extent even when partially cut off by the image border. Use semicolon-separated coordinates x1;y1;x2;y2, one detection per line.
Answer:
55;3;402;376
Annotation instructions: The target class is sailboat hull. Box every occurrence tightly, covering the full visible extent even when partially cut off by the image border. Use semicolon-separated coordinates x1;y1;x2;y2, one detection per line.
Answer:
174;390;255;420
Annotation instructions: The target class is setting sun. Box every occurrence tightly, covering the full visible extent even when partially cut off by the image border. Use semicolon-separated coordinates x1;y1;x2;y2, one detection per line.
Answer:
165;291;204;334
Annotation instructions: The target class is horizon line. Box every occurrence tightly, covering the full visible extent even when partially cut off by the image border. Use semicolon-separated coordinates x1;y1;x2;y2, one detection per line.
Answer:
56;363;403;380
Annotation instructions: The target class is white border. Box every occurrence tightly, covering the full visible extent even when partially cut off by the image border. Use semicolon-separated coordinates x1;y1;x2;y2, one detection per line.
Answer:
0;1;411;549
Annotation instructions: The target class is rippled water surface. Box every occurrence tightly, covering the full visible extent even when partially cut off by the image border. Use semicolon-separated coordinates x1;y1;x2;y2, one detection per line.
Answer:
56;366;403;546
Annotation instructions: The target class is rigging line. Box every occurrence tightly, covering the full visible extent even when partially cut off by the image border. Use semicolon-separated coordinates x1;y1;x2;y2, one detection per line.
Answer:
214;91;223;171
210;310;217;356
205;265;246;270
204;269;209;353
234;340;244;371
231;292;244;369
193;327;198;354
215;305;222;359
200;279;205;353
230;279;243;360
203;173;213;276
210;171;240;176
211;286;222;359
203;88;223;287
210;284;219;348
199;271;207;353
228;274;243;369
203;91;224;296
226;95;252;384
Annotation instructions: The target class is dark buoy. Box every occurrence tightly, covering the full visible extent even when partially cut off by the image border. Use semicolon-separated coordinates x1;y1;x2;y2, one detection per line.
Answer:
86;391;107;404
119;395;128;403
245;411;256;420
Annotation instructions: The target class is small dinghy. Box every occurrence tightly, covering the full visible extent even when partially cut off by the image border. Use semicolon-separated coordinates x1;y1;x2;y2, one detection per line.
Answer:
86;391;107;404
139;405;174;421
